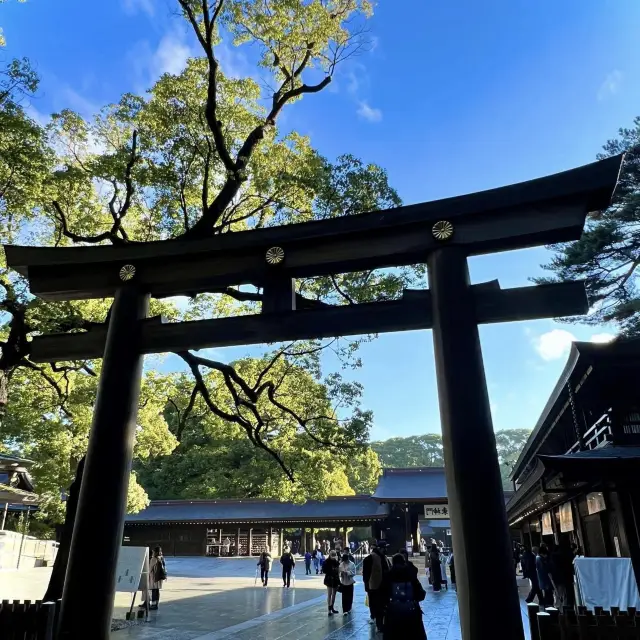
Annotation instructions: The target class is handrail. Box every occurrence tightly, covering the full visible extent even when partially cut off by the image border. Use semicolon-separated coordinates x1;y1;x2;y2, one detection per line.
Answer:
566;411;612;454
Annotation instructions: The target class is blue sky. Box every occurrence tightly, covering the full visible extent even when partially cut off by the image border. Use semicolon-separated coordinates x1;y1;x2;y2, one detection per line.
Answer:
3;0;640;440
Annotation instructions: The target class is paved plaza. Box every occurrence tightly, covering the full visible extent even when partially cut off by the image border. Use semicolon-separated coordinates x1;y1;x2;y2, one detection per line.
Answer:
0;557;532;639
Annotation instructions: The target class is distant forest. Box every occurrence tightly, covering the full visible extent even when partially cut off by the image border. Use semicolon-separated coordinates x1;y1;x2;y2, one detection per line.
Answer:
370;429;531;489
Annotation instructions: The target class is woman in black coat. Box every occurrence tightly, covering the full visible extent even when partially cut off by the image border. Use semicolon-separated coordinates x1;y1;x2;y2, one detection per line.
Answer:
428;546;442;591
383;553;427;639
322;549;341;616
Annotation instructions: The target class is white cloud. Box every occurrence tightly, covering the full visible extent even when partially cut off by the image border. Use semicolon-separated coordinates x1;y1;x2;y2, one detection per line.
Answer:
597;70;623;101
357;100;382;123
532;329;618;360
129;29;195;91
154;32;194;76
590;332;616;344
534;329;576;361
122;0;155;17
216;41;255;80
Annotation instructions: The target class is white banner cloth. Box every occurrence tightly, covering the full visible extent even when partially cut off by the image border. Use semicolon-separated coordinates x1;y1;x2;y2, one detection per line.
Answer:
574;557;640;611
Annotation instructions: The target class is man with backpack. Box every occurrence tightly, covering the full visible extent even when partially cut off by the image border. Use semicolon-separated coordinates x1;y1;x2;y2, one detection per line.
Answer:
382;553;427;639
364;540;391;633
257;547;273;587
280;547;296;588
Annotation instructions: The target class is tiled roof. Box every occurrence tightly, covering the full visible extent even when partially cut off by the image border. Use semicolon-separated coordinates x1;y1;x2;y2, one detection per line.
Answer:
372;468;447;502
511;337;640;480
542;445;640;460
0;483;39;504
0;453;34;468
125;496;389;525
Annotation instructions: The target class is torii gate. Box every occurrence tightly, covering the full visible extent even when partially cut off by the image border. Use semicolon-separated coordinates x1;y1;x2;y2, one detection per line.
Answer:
4;154;623;639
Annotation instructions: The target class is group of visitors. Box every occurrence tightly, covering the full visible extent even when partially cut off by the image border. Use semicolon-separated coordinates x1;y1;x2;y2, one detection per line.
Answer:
521;541;580;608
145;539;430;636
363;540;428;638
321;549;356;615
425;545;454;592
256;546;297;587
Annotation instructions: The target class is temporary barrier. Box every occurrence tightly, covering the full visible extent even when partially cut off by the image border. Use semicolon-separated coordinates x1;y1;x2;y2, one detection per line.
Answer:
529;602;640;639
0;599;59;640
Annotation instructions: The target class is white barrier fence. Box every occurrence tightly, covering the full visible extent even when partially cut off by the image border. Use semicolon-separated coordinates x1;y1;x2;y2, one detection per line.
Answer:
0;529;59;570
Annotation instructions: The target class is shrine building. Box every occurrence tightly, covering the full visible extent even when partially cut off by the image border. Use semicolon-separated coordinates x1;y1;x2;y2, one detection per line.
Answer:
123;467;449;556
507;337;640;590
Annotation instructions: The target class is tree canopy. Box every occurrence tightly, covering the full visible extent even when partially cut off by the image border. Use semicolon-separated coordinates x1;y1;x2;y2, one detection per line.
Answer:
371;429;531;489
0;0;409;524
538;117;640;336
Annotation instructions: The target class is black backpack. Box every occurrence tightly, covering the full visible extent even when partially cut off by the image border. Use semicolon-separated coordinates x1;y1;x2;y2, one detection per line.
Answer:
389;580;417;615
153;558;167;582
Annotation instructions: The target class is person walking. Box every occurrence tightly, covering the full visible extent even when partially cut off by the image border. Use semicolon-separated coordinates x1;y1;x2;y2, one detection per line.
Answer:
257;547;272;587
382;553;427;639
522;546;542;604
363;542;375;624
366;541;391;632
536;544;555;607
551;542;575;609
222;537;231;557
427;545;442;592
304;550;312;575
322;549;341;616
280;547;296;588
312;548;322;574
339;551;356;616
447;551;456;588
398;548;419;577
148;547;167;610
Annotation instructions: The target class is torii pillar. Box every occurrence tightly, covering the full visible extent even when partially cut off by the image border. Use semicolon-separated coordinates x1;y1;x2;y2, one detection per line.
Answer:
429;246;523;639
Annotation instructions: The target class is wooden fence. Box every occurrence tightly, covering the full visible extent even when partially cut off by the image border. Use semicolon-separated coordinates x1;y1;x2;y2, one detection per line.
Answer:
528;603;640;639
0;599;60;640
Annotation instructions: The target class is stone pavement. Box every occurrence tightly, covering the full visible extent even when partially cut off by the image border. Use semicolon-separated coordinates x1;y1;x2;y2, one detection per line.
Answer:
0;557;532;639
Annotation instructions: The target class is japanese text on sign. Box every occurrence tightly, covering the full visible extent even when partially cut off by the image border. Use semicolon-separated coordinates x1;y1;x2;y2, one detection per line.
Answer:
423;504;449;519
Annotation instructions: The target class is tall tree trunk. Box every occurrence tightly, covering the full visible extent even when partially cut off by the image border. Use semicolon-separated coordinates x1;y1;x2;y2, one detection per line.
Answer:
43;457;85;602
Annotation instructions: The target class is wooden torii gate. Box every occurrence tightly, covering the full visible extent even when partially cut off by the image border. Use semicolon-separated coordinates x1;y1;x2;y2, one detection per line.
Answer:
3;154;623;639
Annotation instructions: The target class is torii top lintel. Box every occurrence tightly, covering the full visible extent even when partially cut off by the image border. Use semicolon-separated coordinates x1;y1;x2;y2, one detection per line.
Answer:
3;154;623;302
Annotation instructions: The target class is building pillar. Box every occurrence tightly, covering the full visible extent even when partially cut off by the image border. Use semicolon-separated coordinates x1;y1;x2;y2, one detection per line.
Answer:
58;286;149;640
249;528;253;556
301;527;307;553
267;528;273;554
0;502;8;530
428;246;524;640
404;504;411;550
311;528;316;549
342;527;348;550
236;528;241;556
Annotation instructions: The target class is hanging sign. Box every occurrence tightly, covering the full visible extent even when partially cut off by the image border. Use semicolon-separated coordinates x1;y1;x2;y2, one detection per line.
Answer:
423;504;449;519
559;502;574;533
587;492;606;515
542;511;553;536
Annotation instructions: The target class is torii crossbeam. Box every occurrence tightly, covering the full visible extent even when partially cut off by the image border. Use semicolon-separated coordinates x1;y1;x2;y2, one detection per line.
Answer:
3;154;624;640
